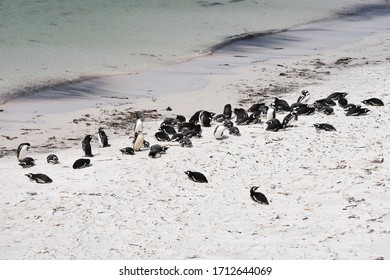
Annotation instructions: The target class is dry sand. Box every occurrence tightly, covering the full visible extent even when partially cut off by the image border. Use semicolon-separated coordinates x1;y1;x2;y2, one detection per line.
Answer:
0;15;389;260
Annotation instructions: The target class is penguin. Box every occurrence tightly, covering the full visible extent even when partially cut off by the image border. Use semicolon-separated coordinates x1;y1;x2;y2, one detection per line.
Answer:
185;171;208;183
148;144;169;158
25;173;52;184
82;135;93;157
266;105;276;121
176;115;186;123
250;187;269;205
290;102;308;111
97;128;110;147
229;126;240;136
182;130;202;138
189;110;202;124
143;140;150;148
362;98;384;106
155;131;170;142
171;133;184;142
266;119;283;132
274;97;291;111
223;104;232;118
73;158;91;169
318;106;334;115
314;98;336;107
179;138;193;147
178;122;197;132
223;120;234;128
134;112;143;133
17;143;31;161
346;107;370;116
133;132;144;151
47;154;59;164
19;157;35;168
338;97;348;108
160;117;177;127
314;123;336;131
214;125;227;140
327;91;348;100
343;103;361;111
160;124;177;135
297;90;310;104
199;110;214;127
120;147;135;155
234;108;248;123
282;112;298;128
295;106;315;116
248;102;265;113
237;113;257;125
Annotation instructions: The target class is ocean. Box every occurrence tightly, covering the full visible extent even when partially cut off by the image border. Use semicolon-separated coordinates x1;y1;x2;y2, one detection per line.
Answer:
0;0;387;102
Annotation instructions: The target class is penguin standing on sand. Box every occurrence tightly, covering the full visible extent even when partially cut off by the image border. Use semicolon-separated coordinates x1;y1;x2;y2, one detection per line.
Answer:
297;90;310;104
17;143;30;161
133;132;144;151
266;105;276;121
82;135;93;157
134;112;143;133
214;124;227;140
98;128;110;147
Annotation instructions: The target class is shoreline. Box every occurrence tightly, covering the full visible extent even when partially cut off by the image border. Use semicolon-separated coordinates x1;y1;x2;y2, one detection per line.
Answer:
0;12;389;259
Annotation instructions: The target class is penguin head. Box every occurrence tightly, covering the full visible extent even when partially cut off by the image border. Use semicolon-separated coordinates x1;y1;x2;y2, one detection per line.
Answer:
25;173;33;179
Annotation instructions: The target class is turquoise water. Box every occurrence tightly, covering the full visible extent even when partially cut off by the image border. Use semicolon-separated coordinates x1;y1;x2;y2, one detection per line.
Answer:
0;0;387;101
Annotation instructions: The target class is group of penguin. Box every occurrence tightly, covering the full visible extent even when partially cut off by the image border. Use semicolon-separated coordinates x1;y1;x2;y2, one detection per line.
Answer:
16;89;384;206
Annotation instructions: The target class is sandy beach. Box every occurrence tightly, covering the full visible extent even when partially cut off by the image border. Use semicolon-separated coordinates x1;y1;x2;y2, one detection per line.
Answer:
0;12;389;260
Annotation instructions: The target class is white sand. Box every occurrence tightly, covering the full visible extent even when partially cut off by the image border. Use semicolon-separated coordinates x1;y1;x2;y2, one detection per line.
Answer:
0;16;389;260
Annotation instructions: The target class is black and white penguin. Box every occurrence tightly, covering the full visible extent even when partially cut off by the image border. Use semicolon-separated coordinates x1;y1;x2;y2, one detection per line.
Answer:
248;102;265;113
47;154;59;164
120;147;135;155
82;135;93;157
266;119;283;132
134;112;143;133
314;98;336;107
25;173;52;184
223;120;234;128
297;90;310;104
155;131;171;142
214;125;227;140
19;157;35;168
362;98;384;106
223;104;232;119
234;108;248;123
185;171;208;183
229;126;240;136
148;144;169;158
160;124;177;135
160;117;177;127
274;97;291;111
98;128;110;147
343;103;361;111
346;107;370;116
250;187;269;205
179;138;193;147
266;105;276;121
319;106;334;115
133;132;145;151
182;130;202;138
314;123;336;131
72;158;91;169
17;143;31;161
295;106;315;116
338;97;348;108
176;115;186;123
171;133;184;142
282;112;298;127
199;110;214;127
189;110;202;124
327;91;348;100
